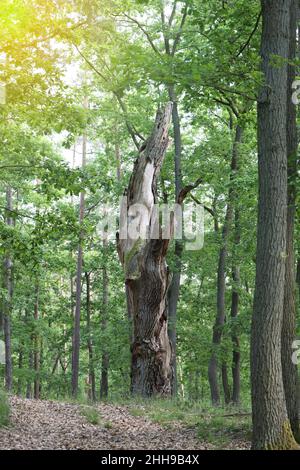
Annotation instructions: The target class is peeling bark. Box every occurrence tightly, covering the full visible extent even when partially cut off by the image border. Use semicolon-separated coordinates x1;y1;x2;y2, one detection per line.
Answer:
118;104;173;397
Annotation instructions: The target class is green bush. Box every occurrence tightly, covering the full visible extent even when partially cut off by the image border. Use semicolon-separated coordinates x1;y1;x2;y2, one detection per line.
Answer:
0;390;10;427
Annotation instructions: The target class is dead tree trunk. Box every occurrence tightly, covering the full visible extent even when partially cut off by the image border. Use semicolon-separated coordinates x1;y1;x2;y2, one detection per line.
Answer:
117;104;173;397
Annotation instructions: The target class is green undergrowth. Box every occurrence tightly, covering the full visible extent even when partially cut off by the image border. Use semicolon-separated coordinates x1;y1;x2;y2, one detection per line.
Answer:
79;404;113;429
62;394;252;447
80;405;101;425
197;414;252;448
0;389;10;427
115;398;251;447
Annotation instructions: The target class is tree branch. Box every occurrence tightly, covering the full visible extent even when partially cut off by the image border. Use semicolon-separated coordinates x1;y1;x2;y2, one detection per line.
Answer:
0;206;37;220
73;43;140;150
122;14;162;56
190;194;215;218
235;10;262;58
169;1;178;27
171;2;189;56
177;177;203;204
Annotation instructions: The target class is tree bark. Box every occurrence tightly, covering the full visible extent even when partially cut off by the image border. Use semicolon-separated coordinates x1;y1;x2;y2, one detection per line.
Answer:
33;282;40;399
100;256;109;399
26;349;33;399
231;143;242;405
281;0;300;443
118;104;173;397
221;363;231;404
297;258;300;302
85;272;96;401
17;345;23;397
231;255;241;405
3;187;13;393
251;0;298;450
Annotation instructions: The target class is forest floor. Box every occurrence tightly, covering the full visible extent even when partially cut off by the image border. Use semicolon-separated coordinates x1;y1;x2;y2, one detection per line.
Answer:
0;397;251;450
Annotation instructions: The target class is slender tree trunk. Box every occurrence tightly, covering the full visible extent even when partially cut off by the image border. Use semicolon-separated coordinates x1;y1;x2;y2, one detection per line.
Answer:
33;282;40;399
26;348;33;399
3;316;12;392
115;127;122;182
208;125;242;405
3;187;13;392
167;85;183;396
71;101;88;398
281;0;300;443
99;130;122;399
221;364;231;404
231;257;241;405
297;258;300;302
100;256;109;399
17;345;23;397
231;148;242;405
160;1;189;396
85;272;96;401
25;309;32;399
251;0;298;449
117;104;173;396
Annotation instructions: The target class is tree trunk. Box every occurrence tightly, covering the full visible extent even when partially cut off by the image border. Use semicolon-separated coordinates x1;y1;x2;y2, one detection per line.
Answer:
100;250;109;399
231;155;242;405
71;104;87;398
221;363;231;405
117;104;173;397
167;84;183;396
297;258;300;302
85;272;96;402
26;349;33;399
251;0;298;450
231;259;241;405
17;341;23;397
208;125;242;406
33;282;40;399
281;0;300;443
3;187;13;393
